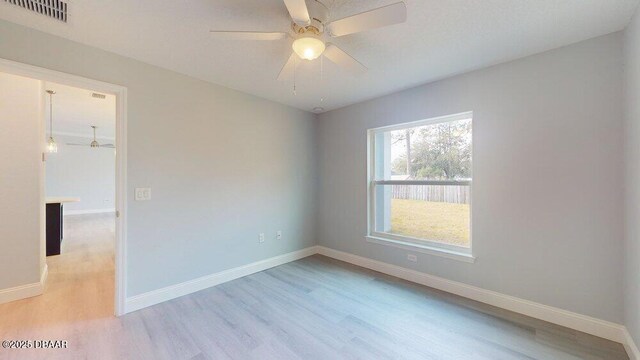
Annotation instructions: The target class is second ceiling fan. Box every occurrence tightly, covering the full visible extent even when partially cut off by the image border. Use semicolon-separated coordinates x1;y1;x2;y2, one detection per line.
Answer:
66;126;114;149
210;0;407;79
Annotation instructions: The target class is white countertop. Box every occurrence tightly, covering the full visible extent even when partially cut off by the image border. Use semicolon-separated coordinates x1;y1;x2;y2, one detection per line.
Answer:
46;197;81;204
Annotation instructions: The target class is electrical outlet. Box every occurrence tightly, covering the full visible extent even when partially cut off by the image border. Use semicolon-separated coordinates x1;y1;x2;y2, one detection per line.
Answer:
259;233;265;243
407;254;417;262
276;231;282;240
135;187;151;201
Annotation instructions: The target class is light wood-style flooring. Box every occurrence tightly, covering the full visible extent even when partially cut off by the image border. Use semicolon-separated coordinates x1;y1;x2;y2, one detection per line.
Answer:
0;214;629;359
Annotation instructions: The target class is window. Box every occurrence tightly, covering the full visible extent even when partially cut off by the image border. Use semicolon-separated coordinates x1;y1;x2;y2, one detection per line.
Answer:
367;112;473;261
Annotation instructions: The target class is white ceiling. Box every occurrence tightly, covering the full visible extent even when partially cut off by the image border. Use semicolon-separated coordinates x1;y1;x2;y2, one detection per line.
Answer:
2;0;638;113
44;81;116;138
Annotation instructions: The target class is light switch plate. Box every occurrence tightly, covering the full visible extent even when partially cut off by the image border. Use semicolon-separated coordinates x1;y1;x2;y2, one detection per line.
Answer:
135;187;151;201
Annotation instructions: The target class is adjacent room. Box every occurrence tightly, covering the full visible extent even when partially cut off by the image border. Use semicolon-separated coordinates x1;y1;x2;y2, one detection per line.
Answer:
1;0;640;359
43;81;117;314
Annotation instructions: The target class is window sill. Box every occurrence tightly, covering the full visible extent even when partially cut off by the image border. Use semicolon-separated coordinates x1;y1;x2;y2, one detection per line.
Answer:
365;235;476;263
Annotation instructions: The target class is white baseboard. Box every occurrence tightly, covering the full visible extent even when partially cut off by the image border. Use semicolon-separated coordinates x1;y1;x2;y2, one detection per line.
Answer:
41;263;48;288
121;243;636;358
316;246;627;344
65;208;115;215
0;264;47;305
124;246;319;313
624;328;640;360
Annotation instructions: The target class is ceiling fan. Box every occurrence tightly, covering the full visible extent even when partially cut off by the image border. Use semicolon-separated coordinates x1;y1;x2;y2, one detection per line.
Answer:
210;0;407;80
66;126;115;149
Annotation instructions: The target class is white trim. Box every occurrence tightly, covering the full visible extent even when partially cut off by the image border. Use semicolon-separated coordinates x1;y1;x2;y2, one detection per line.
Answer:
625;328;640;360
93;238;636;357
0;264;47;305
0;282;44;304
64;208;116;215
0;58;128;317
366;112;474;259
370;111;474;133
114;86;128;316
316;246;627;344
374;180;472;186
41;263;48;288
371;230;472;254
366;236;475;263
124;246;319;314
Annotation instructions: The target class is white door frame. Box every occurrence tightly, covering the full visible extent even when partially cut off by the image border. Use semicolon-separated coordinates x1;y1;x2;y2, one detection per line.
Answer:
0;58;128;316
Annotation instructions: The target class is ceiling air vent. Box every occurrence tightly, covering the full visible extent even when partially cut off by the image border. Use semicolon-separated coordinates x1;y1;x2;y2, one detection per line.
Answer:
4;0;68;23
91;93;106;99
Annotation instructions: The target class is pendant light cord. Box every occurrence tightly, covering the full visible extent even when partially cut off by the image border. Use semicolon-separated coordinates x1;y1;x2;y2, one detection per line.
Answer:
49;92;53;138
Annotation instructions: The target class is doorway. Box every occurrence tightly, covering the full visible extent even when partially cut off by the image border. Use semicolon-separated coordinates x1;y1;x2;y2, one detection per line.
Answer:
44;80;116;317
0;58;127;316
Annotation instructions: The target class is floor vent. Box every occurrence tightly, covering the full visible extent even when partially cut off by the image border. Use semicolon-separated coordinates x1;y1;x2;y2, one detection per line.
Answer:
4;0;68;23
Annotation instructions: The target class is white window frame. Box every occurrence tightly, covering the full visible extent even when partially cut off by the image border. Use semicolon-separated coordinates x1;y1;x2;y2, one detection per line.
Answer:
366;112;475;263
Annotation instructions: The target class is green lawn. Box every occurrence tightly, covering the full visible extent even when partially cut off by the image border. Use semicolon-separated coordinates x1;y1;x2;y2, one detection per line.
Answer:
390;199;470;247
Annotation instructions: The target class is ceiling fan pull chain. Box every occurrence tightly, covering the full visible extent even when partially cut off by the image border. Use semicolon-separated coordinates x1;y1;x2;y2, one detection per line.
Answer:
293;56;297;96
320;54;324;103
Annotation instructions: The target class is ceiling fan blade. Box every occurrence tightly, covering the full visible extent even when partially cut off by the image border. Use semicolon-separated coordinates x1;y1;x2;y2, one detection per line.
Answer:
210;31;288;41
102;144;115;148
327;1;407;37
66;143;89;147
283;0;310;26
323;44;367;76
277;53;297;81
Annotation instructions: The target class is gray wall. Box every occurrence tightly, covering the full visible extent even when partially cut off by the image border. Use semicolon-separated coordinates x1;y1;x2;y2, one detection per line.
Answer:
624;5;640;347
0;17;630;328
0;19;317;297
317;33;625;323
0;72;44;289
46;135;116;213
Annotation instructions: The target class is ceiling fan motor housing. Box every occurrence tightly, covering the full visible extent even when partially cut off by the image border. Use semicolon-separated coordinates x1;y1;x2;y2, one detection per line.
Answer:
293;0;329;35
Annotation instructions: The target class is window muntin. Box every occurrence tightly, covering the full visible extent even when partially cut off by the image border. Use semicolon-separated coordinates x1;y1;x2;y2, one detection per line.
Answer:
368;113;472;253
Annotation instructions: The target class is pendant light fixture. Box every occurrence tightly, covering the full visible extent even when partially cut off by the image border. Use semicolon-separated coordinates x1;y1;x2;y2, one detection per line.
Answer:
46;90;58;153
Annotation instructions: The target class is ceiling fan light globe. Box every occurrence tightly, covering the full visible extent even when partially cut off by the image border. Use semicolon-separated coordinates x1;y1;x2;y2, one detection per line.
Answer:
90;140;100;148
292;37;325;60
